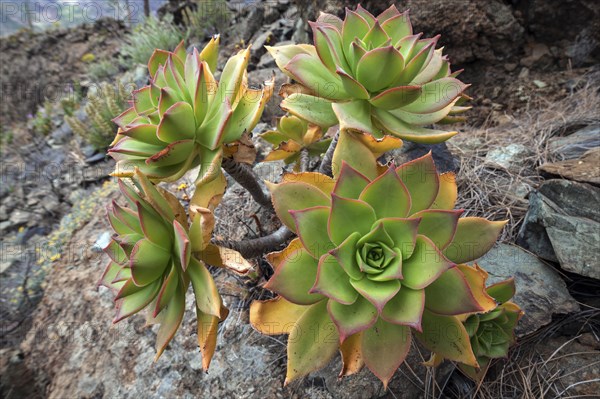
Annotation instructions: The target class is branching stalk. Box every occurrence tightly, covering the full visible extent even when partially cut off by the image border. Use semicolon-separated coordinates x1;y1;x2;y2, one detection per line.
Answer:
318;130;339;177
221;157;272;208
213;225;293;258
299;148;309;172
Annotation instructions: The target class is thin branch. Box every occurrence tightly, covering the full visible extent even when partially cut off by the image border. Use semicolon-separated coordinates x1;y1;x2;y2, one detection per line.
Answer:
299;148;309;172
221;157;272;208
213;225;293;258
318;129;339;176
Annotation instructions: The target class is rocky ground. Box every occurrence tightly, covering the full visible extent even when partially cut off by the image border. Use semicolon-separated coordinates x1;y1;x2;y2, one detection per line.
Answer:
1;0;599;398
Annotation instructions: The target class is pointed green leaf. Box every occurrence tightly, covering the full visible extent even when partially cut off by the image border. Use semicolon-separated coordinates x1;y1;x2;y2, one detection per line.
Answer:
350;276;400;312
442;218;506;264
486;278;516;304
266;43;317;75
311;22;351;72
332;131;378;180
412;209;462;250
362;20;389;48
381;287;424;330
425;267;488;315
197;98;233;150
133;169;175;220
328;194;376;245
412;48;445;85
281;93;338;128
336;68;370;100
368;247;403;281
359;166;411;219
381;12;412;44
310;254;358;305
285;300;339;384
187;257;221;317
136;201;171;247
102;239;129;266
284;53;346;100
212;48;249;109
342;9;370;59
146;140;195;169
376;5;401;23
362;319;411;388
396;152;440;214
291;206;335;258
332;161;371;199
157;102;196;142
402;78;467;114
133;86;155;115
328;296;378;342
372;107;459;144
378;218;420;259
414;310;478;367
158;87;181;117
268;180;330;232
395;40;435;85
154;263;179;316
264;246;324;305
464;315;480;337
154;281;186;360
369;85;421;110
357;222;395;248
173;220;191;270
331;100;376;136
148;49;170;77
356;46;404;92
114;278;161;323
198;35;220;72
401;235;453;289
98;261;123;290
121;124;163;146
193;62;215;125
355;4;377;26
129;238;171;287
331;232;363;280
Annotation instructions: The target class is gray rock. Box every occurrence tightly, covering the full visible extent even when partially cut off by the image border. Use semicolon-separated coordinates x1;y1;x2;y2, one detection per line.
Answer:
250;30;275;64
478;243;580;336
50;123;73;145
539;148;600;185
485;143;530;170
92;231;112;253
9;210;30;226
545;212;600;279
547;124;600;160
518;179;600;279
85;153;106;164
81;145;97;159
390;141;459;173
539;179;600;222
257;51;277;69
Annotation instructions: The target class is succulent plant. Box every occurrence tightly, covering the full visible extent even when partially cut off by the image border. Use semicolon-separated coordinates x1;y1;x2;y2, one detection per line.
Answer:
260;114;331;167
109;38;274;183
459;275;523;381
99;169;251;367
251;151;506;386
268;5;469;144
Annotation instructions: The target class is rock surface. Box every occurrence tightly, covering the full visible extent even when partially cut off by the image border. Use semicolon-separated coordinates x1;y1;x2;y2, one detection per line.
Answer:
518;179;600;279
547;124;600;160
12;188;452;398
0;18;127;125
477;243;580;336
540;148;600;184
